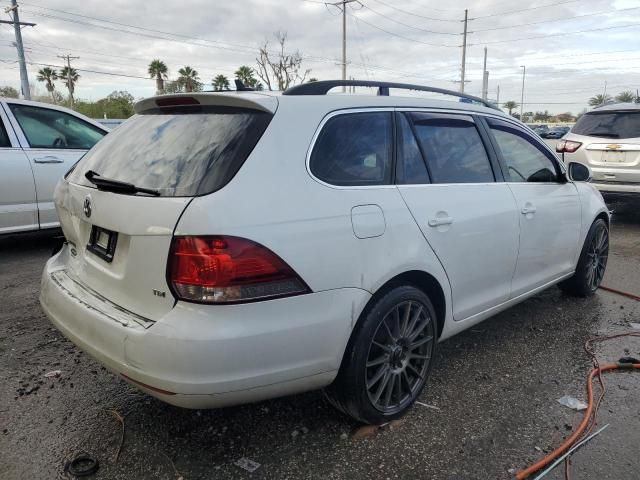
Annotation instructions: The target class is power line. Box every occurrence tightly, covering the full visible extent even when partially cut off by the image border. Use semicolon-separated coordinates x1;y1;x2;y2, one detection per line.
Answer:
469;6;640;33
348;10;458;47
469;0;578;20
470;22;640;46
357;3;461;35
367;0;461;22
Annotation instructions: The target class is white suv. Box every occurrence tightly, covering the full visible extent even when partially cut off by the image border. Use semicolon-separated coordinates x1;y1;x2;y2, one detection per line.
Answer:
558;103;640;199
40;81;609;424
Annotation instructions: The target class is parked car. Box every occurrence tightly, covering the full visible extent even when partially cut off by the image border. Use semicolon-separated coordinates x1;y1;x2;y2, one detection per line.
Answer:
40;81;609;424
558;103;640;199
530;124;549;136
0;98;108;234
542;126;570;139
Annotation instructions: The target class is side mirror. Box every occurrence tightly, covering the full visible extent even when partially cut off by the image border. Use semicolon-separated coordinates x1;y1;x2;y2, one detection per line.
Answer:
567;162;592;182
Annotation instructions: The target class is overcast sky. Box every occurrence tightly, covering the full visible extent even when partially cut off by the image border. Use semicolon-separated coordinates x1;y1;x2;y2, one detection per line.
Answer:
1;0;640;114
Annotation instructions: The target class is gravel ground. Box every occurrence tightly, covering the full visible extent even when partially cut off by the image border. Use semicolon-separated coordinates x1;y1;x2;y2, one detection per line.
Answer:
1;200;639;480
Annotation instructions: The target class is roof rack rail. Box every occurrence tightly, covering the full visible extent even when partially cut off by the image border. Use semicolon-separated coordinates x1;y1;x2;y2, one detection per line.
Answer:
282;80;500;111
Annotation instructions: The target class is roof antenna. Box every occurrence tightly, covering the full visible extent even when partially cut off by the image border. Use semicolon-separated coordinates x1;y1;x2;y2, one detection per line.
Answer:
235;79;255;92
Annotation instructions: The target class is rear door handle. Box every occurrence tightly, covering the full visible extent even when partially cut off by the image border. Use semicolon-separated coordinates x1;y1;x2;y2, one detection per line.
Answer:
33;156;63;164
521;206;537;215
428;216;453;227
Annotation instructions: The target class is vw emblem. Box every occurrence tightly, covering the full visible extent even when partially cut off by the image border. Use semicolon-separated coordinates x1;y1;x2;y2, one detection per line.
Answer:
83;195;92;218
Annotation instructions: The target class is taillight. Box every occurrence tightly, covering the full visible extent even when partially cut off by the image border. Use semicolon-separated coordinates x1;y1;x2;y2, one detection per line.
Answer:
556;140;582;153
168;236;310;304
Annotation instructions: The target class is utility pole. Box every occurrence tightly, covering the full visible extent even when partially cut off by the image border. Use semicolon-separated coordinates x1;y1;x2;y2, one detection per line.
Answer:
2;1;36;100
520;65;526;121
460;9;468;93
57;54;80;107
602;81;607;105
481;47;488;100
330;0;357;92
496;85;500;105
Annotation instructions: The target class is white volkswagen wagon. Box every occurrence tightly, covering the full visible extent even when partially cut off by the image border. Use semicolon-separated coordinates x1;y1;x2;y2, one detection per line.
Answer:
40;81;610;424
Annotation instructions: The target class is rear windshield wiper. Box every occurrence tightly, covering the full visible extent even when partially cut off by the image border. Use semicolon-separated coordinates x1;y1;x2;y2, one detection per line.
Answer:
85;170;160;196
585;132;620;138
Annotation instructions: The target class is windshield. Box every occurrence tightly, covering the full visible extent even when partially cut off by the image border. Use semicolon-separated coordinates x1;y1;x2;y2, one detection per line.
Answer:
572;111;640;139
68;105;273;197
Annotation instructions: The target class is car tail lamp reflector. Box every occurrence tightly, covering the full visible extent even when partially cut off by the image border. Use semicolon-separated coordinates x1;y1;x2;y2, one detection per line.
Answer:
168;236;310;304
556;140;582;153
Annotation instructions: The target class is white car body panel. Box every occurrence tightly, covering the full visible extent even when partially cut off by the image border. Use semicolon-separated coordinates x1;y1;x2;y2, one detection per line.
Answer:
40;91;609;409
0;98;107;234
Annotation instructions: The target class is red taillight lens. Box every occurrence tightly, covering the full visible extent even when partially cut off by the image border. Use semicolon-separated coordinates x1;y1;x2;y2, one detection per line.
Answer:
168;236;310;304
556;140;582;153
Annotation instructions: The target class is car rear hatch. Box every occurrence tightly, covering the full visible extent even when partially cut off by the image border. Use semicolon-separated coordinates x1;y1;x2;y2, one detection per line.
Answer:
570;109;640;184
56;93;278;321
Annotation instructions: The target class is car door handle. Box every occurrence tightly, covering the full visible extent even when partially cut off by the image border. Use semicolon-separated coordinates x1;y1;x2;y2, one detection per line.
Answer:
33;156;64;164
521;206;537;215
428;216;453;227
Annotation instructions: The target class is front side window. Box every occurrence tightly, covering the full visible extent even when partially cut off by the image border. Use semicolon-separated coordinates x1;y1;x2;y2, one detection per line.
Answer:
310;111;393;186
9;104;106;149
488;118;559;183
409;113;494;184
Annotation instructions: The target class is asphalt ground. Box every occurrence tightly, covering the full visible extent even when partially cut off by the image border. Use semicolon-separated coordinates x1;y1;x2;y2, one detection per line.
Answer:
1;198;639;480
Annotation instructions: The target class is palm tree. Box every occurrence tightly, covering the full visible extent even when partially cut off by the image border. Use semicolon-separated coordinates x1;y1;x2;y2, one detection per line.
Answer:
212;74;230;91
502;100;518;116
59;66;79;106
588;94;613;107
234;65;258;88
615;90;636;103
37;67;58;103
177;66;199;93
148;59;168;95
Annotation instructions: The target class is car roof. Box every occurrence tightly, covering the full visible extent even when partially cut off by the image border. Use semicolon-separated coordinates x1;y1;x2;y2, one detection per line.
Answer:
591;102;640;112
0;97;109;132
136;90;510;119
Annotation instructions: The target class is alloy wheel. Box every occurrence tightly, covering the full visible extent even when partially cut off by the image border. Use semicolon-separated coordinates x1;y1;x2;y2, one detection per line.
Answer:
586;225;608;291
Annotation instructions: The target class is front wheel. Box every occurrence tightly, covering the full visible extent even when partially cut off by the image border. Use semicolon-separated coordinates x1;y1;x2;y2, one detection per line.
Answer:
324;286;437;424
558;218;609;297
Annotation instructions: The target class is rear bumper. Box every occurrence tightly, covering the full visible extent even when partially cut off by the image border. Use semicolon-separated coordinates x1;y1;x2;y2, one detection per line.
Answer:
592;182;640;196
40;249;370;408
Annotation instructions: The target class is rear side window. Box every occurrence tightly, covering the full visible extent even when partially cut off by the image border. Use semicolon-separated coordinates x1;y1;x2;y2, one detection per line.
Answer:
409;113;494;184
68;106;273;197
396;113;429;184
487;118;559;183
572;111;640;139
310;112;393;186
9;104;105;149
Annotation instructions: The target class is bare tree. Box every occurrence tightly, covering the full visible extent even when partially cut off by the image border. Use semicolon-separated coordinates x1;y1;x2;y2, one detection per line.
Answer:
256;31;310;91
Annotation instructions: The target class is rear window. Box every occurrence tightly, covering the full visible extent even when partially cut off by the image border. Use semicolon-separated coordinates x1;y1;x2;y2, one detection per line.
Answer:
68;106;273;197
572;111;640;139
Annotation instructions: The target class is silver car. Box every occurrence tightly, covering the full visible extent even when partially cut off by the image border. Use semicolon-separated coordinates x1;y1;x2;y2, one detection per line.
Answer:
0;98;107;234
557;103;640;198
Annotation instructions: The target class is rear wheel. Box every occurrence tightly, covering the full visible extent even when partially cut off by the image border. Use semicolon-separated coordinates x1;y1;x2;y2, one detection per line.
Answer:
324;286;437;424
558;218;609;297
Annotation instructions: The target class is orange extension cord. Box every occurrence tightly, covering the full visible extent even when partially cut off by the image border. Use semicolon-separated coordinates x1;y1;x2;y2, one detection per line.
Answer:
515;361;640;479
515;283;640;479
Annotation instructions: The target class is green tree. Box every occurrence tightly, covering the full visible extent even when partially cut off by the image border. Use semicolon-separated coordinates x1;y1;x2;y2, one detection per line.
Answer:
555;112;575;123
177;66;199;93
234;65;258;88
502;100;518;115
615;90;636;103
74;90;136;119
164;80;183;94
36;68;58;103
0;86;19;98
588;94;613;107
212;74;230;91
59;66;80;105
148;59;168;95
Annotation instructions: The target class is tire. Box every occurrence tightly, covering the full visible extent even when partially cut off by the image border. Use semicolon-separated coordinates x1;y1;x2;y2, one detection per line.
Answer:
324;285;437;424
558;218;609;297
